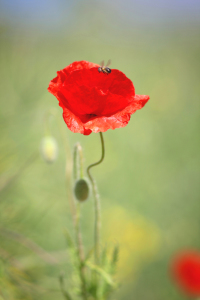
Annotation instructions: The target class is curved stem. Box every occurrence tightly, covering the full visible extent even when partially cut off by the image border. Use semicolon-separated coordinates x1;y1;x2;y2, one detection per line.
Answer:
87;132;105;265
87;133;105;178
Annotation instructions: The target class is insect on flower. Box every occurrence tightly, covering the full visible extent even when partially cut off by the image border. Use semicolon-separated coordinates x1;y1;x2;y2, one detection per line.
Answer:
48;60;150;135
98;60;111;75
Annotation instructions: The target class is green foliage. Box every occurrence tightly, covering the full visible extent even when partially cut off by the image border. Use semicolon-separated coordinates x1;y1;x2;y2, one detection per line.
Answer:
0;15;200;300
61;142;118;300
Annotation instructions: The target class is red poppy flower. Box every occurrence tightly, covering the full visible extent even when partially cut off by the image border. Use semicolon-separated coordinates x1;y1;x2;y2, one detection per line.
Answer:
48;60;150;135
171;250;200;297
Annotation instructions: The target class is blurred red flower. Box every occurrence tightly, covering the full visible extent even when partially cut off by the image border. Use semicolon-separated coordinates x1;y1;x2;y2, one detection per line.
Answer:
171;250;200;297
48;61;149;135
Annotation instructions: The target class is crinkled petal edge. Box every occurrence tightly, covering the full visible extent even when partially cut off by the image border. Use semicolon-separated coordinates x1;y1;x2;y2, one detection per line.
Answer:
61;94;149;135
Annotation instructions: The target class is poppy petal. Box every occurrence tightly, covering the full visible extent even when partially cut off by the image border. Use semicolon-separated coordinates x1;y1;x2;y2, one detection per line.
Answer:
48;60;150;135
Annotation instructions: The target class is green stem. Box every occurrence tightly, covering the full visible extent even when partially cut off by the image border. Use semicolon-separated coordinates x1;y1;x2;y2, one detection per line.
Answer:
50;106;76;228
59;273;73;300
87;132;105;265
73;143;84;180
73;143;88;299
75;203;88;300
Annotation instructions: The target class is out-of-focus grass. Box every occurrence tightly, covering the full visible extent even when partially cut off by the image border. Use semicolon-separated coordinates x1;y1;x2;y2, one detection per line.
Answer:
0;22;200;300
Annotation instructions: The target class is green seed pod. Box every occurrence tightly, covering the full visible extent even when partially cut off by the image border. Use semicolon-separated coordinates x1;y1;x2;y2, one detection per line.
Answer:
74;178;90;202
40;136;58;163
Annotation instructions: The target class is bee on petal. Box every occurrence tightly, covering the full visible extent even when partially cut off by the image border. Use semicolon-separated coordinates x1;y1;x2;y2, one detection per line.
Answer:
98;59;111;75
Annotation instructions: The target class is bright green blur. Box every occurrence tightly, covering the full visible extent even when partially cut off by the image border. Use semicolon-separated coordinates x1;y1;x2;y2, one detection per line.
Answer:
0;17;200;300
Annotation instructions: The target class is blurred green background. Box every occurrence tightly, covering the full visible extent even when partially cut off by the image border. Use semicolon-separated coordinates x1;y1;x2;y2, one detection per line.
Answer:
0;0;200;299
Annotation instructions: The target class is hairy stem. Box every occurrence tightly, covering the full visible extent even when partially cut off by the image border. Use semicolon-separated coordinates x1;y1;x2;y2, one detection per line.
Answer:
75;203;88;300
87;132;105;265
73;143;84;180
74;143;88;299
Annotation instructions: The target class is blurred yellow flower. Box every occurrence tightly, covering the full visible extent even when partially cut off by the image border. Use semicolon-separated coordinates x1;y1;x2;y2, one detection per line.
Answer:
102;205;161;280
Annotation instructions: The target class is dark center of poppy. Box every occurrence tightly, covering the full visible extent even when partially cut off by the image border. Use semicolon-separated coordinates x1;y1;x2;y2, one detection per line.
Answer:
87;113;97;118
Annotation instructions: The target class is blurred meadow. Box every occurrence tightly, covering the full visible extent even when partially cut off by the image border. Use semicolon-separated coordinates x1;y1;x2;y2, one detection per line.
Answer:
0;0;200;299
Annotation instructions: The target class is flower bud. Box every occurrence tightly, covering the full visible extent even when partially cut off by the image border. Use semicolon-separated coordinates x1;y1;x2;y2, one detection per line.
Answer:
74;178;90;202
40;136;58;163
